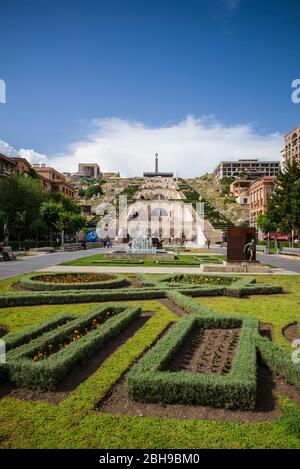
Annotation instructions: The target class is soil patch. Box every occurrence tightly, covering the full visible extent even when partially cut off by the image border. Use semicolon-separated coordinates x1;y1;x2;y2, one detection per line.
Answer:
159;298;186;316
98;361;282;423
0;313;153;404
260;322;273;341
130;276;142;288
11;282;28;291
283;323;300;343
166;326;240;375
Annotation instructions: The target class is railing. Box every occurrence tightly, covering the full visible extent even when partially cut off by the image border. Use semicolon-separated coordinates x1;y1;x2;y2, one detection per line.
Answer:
277;247;300;257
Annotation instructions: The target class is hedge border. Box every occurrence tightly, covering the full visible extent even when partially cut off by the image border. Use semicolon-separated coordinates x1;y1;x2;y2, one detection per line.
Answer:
4;304;140;390
127;312;258;409
20;272;128;291
256;334;300;391
0;277;283;307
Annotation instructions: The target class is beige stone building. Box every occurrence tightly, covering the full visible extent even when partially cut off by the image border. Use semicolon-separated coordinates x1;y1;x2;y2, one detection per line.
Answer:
249;176;275;226
0;153;16;176
78;163;101;179
281;124;300;167
33;164;75;197
229;179;252;207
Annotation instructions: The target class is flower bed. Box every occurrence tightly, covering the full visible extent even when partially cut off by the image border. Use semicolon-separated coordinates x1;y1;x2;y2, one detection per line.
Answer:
20;272;128;291
3;304;141;390
127;313;258;410
161;274;238;286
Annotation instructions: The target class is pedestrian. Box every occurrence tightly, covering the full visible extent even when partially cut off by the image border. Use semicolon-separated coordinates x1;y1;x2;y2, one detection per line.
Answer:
207;239;211;249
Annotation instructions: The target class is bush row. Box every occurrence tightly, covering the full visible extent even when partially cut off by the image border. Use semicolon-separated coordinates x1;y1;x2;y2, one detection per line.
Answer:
127;313;258;409
256;335;300;391
6;304;126;359
20;272;127;291
5;304;140;390
0;277;283;307
4;313;76;351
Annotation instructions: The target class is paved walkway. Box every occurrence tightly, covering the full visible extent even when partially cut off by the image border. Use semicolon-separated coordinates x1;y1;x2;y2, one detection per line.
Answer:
0;248;107;280
38;264;297;275
1;246;300;279
210;247;300;274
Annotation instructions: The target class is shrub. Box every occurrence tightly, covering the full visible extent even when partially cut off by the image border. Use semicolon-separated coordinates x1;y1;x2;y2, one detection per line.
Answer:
5;304;141;390
127;313;258;409
4;313;76;351
256;335;300;391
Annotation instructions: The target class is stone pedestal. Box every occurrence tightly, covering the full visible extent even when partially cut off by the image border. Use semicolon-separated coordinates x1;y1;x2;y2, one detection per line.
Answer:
200;261;271;273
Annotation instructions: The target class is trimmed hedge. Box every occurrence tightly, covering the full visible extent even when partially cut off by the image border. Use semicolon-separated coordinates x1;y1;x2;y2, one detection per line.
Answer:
20;272;127;291
256;335;300;391
4;313;76;351
0;276;283;307
127;313;258;409
158;273;239;286
225;277;283;297
5;304;141;390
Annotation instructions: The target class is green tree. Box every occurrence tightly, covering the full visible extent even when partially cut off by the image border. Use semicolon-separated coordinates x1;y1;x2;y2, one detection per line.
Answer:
0;173;46;242
40;201;63;245
85;184;103;198
256;213;276;234
266;160;300;233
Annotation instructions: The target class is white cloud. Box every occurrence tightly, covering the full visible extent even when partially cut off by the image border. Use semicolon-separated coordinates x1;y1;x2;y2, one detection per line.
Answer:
18;148;48;165
0;140;19;157
1;116;282;177
0;140;48;165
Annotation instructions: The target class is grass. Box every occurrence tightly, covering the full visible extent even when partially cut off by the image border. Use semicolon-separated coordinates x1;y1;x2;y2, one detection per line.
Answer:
61;253;225;267
0;274;299;448
197;275;300;348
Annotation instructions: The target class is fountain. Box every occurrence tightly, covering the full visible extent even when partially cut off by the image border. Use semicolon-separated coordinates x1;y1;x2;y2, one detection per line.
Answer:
129;237;157;254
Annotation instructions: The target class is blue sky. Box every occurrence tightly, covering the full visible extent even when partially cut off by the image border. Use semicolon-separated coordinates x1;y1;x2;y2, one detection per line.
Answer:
0;0;299;176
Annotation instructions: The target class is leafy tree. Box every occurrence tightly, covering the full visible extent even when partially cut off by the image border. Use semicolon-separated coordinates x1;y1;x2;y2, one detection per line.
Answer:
256;213;276;234
47;191;81;214
77;188;86;197
40;201;63;245
0;173;46;241
85;184;103;198
266;159;300;233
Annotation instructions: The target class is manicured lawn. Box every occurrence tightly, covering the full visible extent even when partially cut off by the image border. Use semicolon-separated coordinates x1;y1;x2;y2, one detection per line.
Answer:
199;275;300;348
0;274;299;448
61;253;225;267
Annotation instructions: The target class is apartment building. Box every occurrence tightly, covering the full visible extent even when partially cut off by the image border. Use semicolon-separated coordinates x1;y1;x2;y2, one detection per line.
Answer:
0;153;16;176
229;179;252;207
12;157;32;175
281;124;300;167
249;176;275;227
78;163;101;179
213;159;280;183
33;164;75;197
